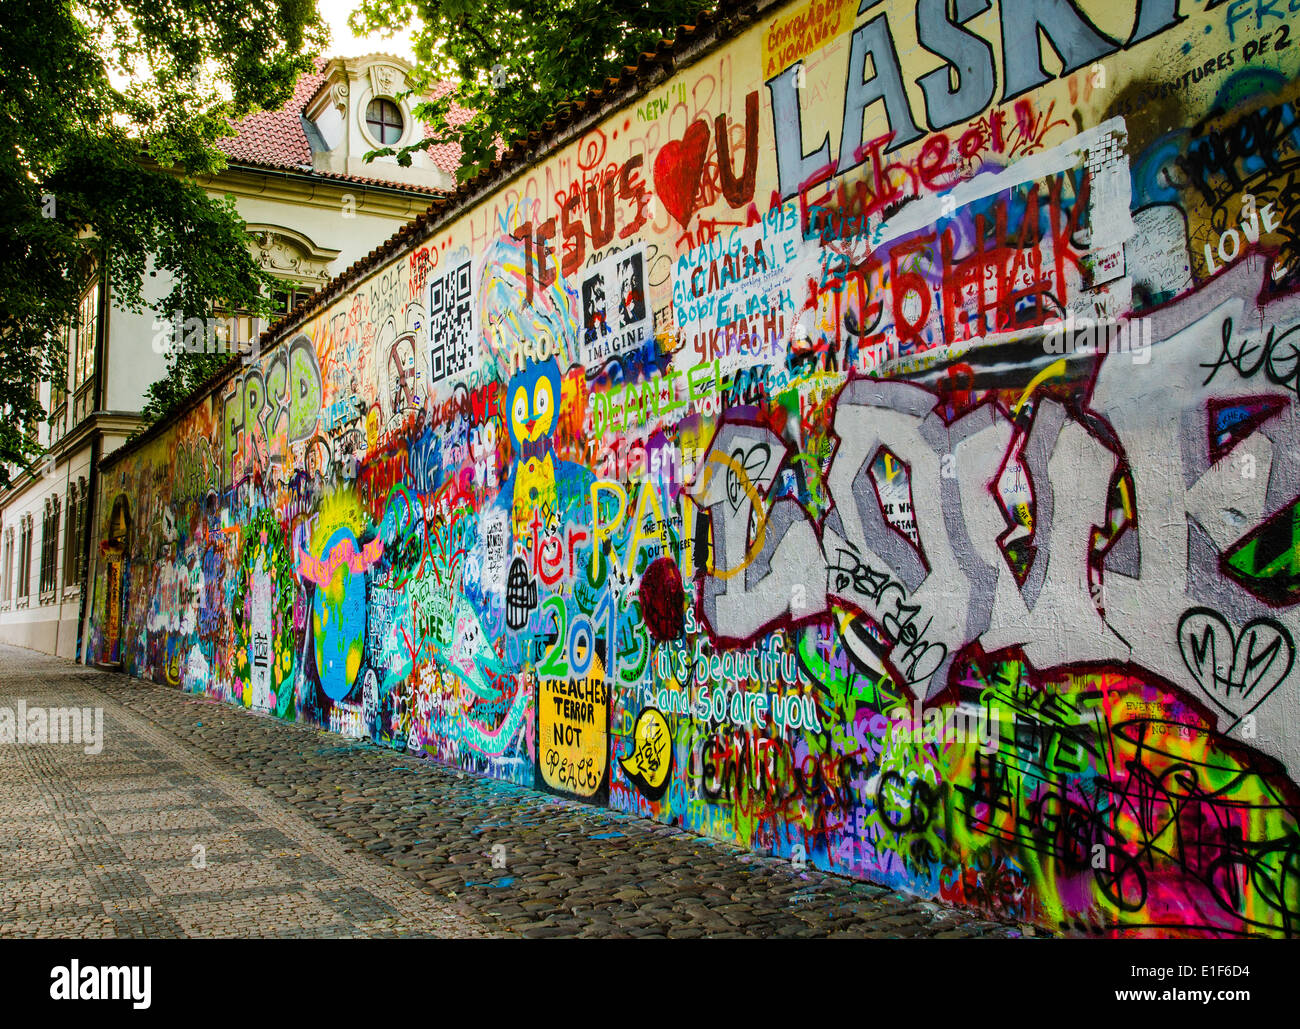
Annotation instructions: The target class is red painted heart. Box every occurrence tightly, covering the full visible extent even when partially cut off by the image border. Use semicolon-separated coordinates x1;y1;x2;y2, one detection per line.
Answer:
653;119;711;228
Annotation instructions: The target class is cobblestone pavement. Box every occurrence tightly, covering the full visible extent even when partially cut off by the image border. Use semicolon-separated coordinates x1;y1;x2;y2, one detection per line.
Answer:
0;647;497;938
0;645;1021;938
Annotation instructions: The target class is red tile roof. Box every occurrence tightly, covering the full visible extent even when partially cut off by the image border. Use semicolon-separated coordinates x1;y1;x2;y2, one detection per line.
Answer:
423;79;476;175
219;70;326;169
218;60;466;190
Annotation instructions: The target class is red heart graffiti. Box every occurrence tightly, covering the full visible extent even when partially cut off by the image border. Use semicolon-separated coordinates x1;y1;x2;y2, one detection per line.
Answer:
653;119;711;228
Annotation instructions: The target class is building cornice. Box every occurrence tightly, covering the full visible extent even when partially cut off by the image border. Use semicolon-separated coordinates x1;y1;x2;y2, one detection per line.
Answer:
196;163;439;219
0;412;143;508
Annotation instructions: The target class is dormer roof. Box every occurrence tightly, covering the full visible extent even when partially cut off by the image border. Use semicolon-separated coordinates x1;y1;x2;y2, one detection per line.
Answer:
218;55;467;192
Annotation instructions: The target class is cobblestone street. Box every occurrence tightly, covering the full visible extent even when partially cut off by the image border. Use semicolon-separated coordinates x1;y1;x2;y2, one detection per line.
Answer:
0;645;1019;938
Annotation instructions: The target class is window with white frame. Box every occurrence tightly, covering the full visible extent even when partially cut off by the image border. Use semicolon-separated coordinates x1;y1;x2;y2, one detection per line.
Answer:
17;514;33;601
40;495;60;597
1;528;13;607
63;477;86;589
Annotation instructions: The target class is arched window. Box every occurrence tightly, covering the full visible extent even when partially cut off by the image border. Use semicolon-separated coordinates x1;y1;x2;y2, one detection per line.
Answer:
365;97;403;144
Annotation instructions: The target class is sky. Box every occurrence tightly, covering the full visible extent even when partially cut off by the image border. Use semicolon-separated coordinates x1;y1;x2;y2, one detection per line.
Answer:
316;0;419;61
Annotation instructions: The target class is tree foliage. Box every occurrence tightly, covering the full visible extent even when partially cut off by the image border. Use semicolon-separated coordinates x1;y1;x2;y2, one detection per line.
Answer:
0;0;327;478
348;0;713;183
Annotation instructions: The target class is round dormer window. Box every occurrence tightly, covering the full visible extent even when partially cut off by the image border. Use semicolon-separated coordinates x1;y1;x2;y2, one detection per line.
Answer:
365;97;403;144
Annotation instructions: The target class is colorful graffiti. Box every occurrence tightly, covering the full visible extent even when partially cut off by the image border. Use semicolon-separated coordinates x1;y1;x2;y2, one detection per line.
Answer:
90;0;1300;937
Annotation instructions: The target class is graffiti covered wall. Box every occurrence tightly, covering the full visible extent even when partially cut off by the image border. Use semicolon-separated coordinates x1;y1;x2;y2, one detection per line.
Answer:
91;0;1300;936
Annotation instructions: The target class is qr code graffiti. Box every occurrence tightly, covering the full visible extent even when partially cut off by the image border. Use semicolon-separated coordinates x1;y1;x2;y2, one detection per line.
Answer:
428;260;475;383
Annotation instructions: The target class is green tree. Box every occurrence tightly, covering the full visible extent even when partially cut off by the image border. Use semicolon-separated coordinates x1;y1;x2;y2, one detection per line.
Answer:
0;0;327;475
348;0;713;183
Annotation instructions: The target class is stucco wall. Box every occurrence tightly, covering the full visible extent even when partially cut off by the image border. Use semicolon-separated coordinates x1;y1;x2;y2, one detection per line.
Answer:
90;0;1300;937
0;445;92;659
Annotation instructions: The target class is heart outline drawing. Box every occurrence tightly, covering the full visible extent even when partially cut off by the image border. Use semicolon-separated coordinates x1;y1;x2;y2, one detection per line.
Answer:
1177;606;1294;722
725;443;772;514
652;119;710;229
